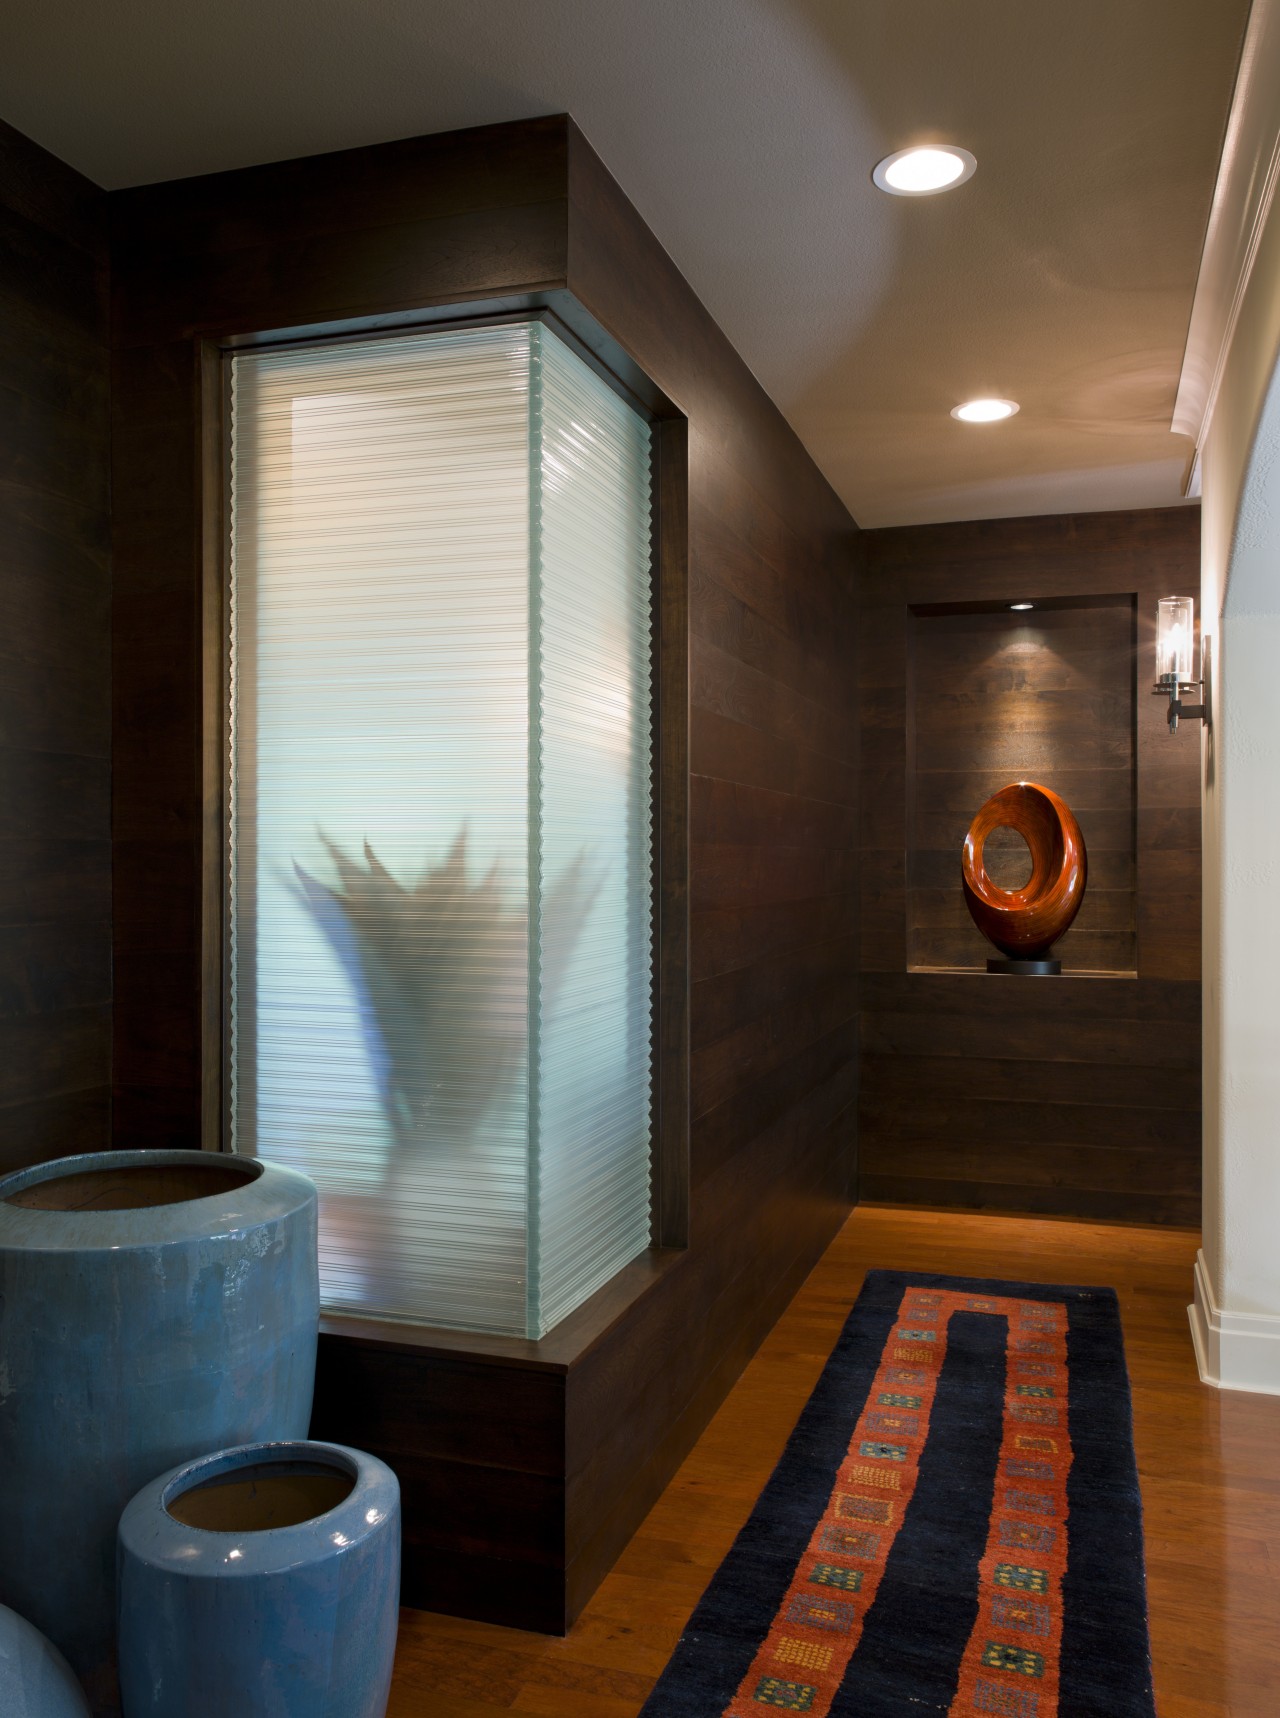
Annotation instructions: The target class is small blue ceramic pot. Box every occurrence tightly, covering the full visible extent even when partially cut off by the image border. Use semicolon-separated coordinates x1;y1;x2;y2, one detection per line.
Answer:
117;1441;400;1718
0;1605;92;1718
0;1149;319;1715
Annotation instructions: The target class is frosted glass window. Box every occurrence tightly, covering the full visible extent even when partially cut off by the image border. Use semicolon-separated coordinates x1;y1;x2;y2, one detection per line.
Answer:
228;321;654;1338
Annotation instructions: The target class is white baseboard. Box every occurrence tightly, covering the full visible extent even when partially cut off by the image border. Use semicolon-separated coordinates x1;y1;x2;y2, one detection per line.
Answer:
1189;1249;1280;1396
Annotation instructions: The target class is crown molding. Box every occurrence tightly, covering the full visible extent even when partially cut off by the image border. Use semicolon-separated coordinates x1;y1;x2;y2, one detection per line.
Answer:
1172;0;1280;494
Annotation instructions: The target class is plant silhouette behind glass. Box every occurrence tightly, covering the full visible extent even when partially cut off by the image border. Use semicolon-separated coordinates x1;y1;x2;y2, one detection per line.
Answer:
292;827;600;1160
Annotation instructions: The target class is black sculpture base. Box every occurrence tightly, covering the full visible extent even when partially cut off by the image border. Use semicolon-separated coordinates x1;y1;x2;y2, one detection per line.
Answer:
987;957;1061;976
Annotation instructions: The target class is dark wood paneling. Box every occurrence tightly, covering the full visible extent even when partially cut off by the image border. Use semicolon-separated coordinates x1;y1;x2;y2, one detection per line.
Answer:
109;121;571;350
0;1005;110;1112
108;114;859;1631
858;507;1201;1224
0;118;111;1173
562;118;857;1621
563;1102;851;1621
310;1335;569;1629
0;1090;112;1179
909;602;1137;972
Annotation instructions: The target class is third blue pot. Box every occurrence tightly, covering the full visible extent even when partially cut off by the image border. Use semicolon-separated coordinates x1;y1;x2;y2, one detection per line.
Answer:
117;1441;401;1717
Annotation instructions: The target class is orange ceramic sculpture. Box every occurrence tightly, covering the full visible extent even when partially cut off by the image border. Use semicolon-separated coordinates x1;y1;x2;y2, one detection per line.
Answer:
961;782;1087;962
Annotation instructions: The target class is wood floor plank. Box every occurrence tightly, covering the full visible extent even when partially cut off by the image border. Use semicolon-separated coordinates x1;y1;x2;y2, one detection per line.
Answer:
389;1206;1280;1716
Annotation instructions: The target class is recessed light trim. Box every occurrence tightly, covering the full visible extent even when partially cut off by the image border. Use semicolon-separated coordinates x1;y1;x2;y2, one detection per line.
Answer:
1010;603;1035;611
872;145;977;197
951;398;1020;423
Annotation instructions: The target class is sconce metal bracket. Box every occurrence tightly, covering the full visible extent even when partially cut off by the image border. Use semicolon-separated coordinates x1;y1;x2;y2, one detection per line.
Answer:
1152;640;1212;736
1164;689;1205;734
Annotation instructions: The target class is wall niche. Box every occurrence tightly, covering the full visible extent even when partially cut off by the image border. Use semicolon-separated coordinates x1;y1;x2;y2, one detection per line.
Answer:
907;595;1136;975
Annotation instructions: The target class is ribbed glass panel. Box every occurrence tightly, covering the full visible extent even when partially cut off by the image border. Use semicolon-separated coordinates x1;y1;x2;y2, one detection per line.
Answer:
529;327;654;1336
228;319;654;1339
230;326;533;1334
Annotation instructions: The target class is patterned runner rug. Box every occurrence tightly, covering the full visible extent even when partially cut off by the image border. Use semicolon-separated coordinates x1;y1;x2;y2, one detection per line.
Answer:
640;1270;1155;1718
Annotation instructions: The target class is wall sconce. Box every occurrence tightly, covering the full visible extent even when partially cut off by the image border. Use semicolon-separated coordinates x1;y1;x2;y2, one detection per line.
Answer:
1153;595;1210;735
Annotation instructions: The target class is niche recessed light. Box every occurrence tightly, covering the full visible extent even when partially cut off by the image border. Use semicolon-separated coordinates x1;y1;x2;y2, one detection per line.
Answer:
1010;603;1034;611
952;398;1020;423
872;145;977;196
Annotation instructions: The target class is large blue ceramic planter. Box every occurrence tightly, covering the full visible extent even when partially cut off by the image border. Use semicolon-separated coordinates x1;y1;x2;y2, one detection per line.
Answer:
0;1605;92;1718
117;1441;400;1718
0;1150;318;1715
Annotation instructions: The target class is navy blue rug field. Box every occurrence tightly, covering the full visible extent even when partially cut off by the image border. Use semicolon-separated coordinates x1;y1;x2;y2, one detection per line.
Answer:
640;1270;1156;1718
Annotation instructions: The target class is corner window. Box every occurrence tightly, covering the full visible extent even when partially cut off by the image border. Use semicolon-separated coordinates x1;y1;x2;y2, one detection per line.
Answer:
227;320;654;1337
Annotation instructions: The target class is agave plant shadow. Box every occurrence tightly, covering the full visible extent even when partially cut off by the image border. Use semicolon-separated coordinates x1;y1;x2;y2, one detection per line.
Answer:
291;827;602;1160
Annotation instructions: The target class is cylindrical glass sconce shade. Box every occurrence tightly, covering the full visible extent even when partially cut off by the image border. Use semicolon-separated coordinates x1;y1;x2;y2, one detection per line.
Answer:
227;322;654;1339
1155;595;1195;683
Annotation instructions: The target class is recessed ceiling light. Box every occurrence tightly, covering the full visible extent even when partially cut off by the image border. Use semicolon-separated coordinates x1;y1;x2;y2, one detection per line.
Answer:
872;145;977;197
1010;603;1034;611
951;398;1020;423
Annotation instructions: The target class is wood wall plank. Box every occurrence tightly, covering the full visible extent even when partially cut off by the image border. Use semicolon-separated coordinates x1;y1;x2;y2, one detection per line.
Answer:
908;601;1136;971
0;118;111;1173
857;508;1201;1223
549;111;867;1591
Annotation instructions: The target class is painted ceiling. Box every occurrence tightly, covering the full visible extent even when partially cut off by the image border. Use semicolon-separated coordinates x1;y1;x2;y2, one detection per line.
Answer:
0;0;1252;525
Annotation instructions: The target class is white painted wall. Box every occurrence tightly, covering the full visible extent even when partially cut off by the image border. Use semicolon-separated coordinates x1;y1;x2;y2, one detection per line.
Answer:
1191;99;1280;1392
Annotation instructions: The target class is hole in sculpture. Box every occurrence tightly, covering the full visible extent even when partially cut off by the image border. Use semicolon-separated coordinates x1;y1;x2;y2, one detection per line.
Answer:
165;1461;357;1532
5;1160;260;1212
983;825;1034;892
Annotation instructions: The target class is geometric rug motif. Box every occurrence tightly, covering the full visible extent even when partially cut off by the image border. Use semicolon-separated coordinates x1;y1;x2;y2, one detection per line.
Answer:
639;1271;1157;1718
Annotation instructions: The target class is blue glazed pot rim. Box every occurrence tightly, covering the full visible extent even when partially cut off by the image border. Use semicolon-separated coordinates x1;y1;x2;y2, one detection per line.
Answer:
160;1442;360;1524
0;1149;263;1205
119;1441;400;1580
0;1150;316;1251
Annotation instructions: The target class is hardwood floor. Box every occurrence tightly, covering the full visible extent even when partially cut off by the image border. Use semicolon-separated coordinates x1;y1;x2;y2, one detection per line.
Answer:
387;1205;1280;1716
